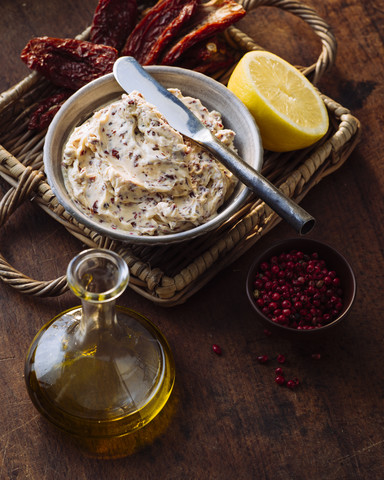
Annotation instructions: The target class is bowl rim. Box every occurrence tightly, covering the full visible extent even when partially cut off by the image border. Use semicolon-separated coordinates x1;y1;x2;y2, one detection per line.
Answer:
44;65;263;245
246;238;357;335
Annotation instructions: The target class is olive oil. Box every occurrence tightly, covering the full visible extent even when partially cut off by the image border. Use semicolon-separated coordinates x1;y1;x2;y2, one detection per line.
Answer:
24;249;175;457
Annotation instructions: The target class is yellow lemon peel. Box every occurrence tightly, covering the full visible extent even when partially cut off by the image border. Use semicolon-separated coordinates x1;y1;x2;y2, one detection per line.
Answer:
227;51;329;152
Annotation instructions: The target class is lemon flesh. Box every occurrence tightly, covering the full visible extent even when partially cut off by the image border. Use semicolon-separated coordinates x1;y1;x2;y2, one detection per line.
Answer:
227;51;329;152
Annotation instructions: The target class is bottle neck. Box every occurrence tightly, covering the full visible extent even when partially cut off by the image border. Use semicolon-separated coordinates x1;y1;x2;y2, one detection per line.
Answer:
66;248;129;341
81;298;118;330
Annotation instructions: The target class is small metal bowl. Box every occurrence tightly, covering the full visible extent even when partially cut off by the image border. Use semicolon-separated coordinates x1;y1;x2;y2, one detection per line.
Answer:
246;238;357;339
44;66;263;245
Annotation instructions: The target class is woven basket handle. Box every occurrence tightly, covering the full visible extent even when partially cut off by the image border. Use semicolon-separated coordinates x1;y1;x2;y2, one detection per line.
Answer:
229;0;337;84
0;164;68;296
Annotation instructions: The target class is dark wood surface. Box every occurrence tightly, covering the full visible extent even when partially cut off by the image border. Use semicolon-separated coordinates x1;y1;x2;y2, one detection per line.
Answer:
1;1;383;479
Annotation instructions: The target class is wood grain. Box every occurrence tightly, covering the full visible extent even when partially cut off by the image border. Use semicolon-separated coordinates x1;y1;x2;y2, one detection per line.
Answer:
1;0;384;478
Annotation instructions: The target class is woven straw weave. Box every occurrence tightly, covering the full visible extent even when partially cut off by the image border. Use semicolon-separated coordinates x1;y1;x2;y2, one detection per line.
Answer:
0;0;360;305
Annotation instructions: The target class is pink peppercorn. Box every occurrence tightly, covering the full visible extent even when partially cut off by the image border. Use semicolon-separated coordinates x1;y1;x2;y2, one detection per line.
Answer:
252;249;344;330
212;344;222;355
286;378;300;389
277;354;286;364
257;355;268;364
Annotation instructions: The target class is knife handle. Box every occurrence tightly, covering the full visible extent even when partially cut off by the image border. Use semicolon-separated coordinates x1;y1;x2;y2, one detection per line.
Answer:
197;131;315;235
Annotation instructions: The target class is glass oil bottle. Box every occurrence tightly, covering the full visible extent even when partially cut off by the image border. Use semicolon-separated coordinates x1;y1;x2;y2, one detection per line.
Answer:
25;248;175;457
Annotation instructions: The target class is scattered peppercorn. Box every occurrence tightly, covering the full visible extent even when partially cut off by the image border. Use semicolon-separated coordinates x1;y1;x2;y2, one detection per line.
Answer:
257;355;268;364
256;353;301;390
277;354;286;364
286;379;299;389
212;344;222;355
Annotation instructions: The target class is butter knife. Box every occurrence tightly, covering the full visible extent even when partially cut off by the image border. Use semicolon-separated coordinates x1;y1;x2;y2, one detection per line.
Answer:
113;56;315;234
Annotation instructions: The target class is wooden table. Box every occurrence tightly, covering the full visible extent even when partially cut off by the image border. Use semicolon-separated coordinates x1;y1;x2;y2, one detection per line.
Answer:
1;1;383;478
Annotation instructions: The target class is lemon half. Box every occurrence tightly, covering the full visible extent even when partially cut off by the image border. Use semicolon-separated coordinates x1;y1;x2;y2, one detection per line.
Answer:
227;51;329;152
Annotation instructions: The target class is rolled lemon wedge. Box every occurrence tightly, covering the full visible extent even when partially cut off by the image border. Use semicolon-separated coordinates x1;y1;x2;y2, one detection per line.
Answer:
227;51;329;152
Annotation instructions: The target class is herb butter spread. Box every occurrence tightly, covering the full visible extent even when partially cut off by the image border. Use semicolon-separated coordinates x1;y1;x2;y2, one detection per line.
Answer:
62;89;237;236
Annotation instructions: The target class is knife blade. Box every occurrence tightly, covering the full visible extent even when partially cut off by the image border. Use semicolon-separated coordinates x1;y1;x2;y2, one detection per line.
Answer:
113;56;315;234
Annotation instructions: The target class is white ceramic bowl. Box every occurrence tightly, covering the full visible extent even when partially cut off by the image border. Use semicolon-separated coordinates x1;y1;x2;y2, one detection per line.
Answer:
44;66;263;244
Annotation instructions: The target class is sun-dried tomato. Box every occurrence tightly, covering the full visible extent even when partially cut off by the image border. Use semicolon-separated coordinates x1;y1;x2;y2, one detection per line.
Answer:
161;0;246;66
20;37;118;90
141;1;198;65
28;89;73;130
121;0;198;65
90;0;137;52
176;36;236;75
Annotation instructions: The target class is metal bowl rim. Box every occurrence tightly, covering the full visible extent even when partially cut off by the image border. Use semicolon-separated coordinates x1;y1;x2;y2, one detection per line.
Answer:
44;66;263;245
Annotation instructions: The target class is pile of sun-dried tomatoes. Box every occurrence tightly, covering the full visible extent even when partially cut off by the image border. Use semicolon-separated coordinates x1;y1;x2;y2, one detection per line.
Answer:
21;0;246;130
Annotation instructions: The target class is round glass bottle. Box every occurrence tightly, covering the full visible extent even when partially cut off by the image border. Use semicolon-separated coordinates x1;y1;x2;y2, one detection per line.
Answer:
25;248;175;455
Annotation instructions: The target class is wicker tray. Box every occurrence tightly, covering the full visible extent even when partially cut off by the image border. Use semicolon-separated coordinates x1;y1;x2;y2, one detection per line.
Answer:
0;0;360;306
